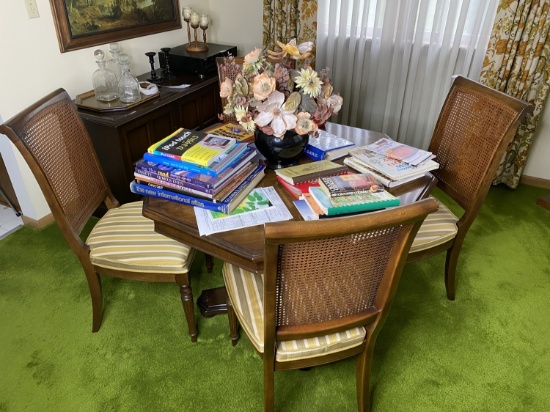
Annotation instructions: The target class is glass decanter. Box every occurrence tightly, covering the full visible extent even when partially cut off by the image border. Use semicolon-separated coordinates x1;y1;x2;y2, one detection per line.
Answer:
117;54;141;104
92;49;118;102
107;42;122;80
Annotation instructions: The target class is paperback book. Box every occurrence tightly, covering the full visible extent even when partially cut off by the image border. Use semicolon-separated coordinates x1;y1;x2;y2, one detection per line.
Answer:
142;144;255;177
135;161;257;202
134;159;257;193
343;157;425;188
202;122;255;143
147;128;237;167
130;163;266;214
134;173;215;199
319;173;382;197
303;130;355;161
308;186;400;216
275;160;349;185
293;199;319;220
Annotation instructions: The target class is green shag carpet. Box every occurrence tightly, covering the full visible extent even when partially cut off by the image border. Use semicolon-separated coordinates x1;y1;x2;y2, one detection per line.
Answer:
1;184;549;411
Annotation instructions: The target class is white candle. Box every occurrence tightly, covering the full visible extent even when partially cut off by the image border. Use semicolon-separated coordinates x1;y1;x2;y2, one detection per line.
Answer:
182;7;192;20
190;12;200;26
200;14;209;28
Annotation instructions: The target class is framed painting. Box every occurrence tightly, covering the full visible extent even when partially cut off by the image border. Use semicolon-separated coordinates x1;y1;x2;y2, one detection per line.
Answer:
49;0;182;53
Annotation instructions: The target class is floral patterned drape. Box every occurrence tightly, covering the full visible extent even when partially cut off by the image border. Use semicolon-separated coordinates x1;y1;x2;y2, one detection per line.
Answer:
262;0;318;52
480;0;550;188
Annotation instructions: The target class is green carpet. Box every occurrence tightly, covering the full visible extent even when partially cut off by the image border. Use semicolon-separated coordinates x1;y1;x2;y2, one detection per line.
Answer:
1;184;549;411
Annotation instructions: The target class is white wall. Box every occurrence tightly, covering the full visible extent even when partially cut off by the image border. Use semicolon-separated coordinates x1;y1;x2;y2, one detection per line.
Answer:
0;0;263;220
524;104;550;179
0;0;547;221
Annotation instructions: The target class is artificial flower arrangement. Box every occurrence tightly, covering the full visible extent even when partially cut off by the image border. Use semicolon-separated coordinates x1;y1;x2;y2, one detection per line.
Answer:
218;39;343;139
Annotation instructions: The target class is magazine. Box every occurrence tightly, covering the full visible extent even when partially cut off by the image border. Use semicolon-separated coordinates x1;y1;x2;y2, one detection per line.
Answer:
365;137;433;166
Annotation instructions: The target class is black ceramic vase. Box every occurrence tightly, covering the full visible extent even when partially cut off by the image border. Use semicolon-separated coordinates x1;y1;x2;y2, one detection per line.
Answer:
254;129;308;169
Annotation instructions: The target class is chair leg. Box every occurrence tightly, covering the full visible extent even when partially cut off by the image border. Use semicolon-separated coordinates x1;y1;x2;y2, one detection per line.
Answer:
264;361;275;412
356;333;376;412
176;273;198;342
227;299;240;346
444;242;463;301
205;253;214;273
86;271;103;333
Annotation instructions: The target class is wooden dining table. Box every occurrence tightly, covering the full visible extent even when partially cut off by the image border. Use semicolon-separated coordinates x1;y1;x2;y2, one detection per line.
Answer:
141;122;437;317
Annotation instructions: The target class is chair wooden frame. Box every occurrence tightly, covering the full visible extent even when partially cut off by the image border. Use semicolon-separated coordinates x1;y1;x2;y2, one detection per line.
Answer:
225;198;438;411
407;76;533;300
0;89;200;341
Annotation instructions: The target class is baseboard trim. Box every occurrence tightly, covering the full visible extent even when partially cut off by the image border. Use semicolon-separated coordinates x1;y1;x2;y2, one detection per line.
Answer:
22;213;55;229
521;175;550;189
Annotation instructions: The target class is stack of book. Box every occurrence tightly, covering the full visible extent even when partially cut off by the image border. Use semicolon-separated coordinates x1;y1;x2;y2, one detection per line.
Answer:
275;160;349;200
344;136;439;187
294;172;400;219
130;128;265;214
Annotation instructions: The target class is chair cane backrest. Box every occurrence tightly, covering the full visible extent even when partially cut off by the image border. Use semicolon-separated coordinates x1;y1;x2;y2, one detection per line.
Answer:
429;76;532;213
263;198;438;345
0;89;115;239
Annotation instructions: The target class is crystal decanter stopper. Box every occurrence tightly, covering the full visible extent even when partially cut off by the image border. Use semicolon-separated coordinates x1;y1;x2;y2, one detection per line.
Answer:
92;49;118;102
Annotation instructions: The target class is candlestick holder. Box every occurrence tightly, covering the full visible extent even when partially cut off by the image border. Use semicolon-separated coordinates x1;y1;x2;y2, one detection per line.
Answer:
182;9;209;53
145;52;163;84
160;47;175;78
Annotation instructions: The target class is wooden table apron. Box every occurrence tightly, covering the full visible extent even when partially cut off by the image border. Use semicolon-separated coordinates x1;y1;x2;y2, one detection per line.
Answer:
141;123;437;274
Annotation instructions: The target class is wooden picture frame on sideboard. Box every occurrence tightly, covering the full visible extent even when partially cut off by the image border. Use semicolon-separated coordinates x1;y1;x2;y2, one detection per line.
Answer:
48;0;182;53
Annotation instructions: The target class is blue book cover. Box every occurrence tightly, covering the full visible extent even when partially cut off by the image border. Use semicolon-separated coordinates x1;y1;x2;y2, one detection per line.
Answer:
134;153;257;191
304;131;355;161
143;144;254;177
130;163;266;214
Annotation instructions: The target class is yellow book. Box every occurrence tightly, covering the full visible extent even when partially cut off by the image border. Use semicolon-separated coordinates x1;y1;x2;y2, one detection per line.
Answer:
148;128;237;167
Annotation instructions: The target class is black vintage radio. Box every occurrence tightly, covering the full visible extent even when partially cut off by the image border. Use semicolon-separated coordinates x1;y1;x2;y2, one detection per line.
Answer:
159;43;238;77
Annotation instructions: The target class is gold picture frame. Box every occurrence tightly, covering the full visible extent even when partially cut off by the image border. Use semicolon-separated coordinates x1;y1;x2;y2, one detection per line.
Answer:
49;0;182;53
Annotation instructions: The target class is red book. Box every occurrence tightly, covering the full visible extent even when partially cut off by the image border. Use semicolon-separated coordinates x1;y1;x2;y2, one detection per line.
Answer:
276;176;320;200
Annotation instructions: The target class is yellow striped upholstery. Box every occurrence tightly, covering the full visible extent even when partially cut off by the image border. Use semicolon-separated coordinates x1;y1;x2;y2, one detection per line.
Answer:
223;262;366;362
410;198;458;253
87;202;195;273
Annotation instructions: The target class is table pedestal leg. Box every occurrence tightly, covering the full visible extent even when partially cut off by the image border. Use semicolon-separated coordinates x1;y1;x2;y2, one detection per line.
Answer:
197;286;228;317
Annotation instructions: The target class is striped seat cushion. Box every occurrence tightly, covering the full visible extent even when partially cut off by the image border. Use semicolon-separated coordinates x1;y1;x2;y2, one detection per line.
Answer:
410;197;458;253
86;201;195;273
223;262;366;363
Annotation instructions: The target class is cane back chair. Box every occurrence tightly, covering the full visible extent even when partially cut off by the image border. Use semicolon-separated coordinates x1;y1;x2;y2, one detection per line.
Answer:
408;76;533;299
0;89;201;341
223;198;438;411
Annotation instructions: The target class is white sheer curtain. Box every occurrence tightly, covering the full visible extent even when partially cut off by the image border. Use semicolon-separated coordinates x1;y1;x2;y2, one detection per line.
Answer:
316;0;499;149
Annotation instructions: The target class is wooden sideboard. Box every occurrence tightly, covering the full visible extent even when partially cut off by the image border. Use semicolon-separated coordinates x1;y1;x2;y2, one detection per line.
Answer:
77;71;221;210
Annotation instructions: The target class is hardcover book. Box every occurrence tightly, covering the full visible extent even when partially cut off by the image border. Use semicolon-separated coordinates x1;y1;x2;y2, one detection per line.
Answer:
303;131;355;161
142;144;255;177
319;173;382;197
130;163;266;214
274;160;349;185
147;128;237;167
276;176;320;200
308;186;400;216
348;147;439;181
